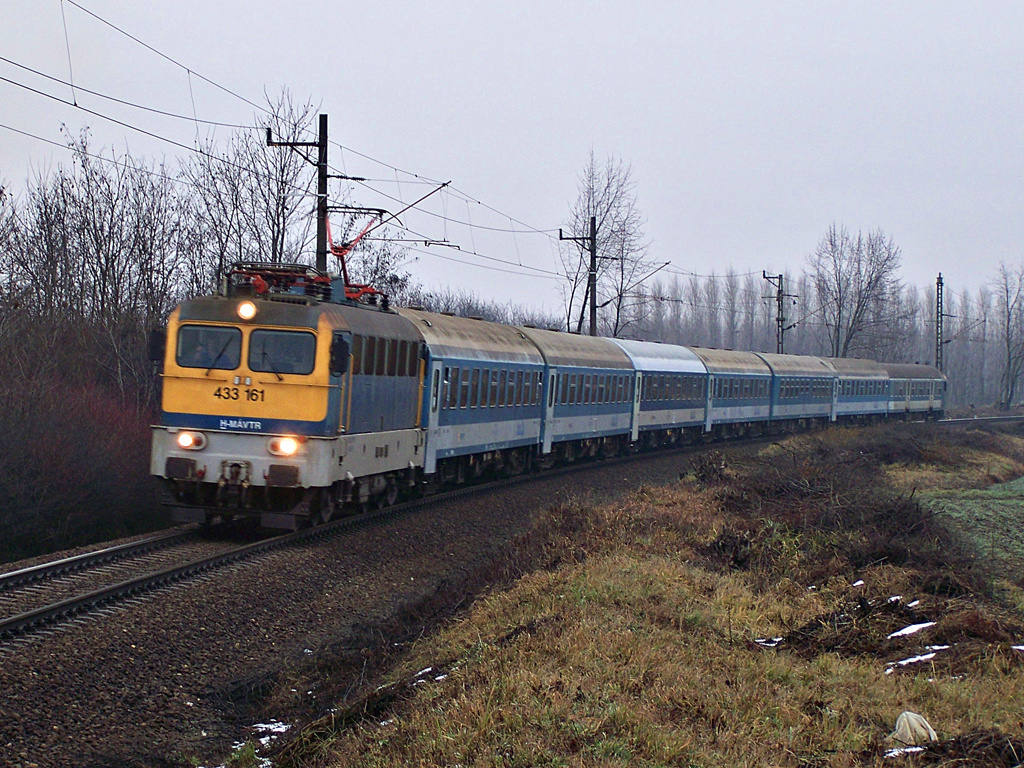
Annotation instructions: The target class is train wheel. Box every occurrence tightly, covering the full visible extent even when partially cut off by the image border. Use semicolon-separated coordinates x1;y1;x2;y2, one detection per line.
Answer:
377;476;399;508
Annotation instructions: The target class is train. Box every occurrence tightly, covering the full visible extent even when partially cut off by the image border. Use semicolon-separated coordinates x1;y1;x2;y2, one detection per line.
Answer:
149;262;946;529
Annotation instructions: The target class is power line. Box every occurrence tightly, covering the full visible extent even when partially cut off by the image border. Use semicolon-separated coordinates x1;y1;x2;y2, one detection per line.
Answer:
0;55;254;130
0;120;196;190
0;72;316;199
64;0;270;117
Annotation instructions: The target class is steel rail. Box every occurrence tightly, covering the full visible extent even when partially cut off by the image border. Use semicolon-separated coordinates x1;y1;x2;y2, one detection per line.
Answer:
938;415;1024;425
0;529;199;591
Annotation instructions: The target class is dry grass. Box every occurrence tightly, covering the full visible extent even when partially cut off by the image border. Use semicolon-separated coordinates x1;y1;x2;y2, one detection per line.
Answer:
269;424;1024;768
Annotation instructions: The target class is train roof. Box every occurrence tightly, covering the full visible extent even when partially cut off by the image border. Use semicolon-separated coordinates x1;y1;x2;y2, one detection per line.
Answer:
822;357;890;379
176;295;422;342
517;327;633;369
396;309;544;364
177;295;323;329
608;339;707;375
880;362;946;381
688;347;773;376
753;352;836;378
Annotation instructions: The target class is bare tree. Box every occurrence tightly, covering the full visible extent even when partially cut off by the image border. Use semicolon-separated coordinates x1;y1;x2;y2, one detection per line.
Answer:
808;224;902;357
992;261;1024;409
182;89;317;289
560;152;652;335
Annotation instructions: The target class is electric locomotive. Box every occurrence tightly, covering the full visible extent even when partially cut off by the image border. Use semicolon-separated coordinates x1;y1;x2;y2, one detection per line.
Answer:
150;263;425;529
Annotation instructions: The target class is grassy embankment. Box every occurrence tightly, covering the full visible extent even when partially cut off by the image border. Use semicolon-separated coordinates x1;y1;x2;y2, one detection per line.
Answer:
268;424;1024;768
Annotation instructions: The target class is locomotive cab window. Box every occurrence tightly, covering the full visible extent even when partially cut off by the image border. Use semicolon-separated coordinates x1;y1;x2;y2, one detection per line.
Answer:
176;325;242;370
249;330;317;375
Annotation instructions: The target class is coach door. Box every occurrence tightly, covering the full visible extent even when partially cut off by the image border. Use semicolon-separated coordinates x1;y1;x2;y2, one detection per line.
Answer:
704;374;715;432
542;367;557;454
424;360;444;474
630;372;642;442
830;378;839;422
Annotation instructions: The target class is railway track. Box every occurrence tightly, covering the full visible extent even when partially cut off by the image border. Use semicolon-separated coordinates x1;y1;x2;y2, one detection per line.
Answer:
0;442;710;644
3;415;1010;644
0;529;261;637
938;414;1024;425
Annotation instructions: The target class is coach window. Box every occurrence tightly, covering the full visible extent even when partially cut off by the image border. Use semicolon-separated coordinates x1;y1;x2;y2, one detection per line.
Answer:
442;367;451;409
458;368;470;408
447;368;460;409
533;372;542;405
498;370;507;407
468;368;479;407
490;370;500;407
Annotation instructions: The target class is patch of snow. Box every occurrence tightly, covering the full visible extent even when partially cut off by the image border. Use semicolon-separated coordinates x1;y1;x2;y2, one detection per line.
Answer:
415;666;433;677
885;652;937;674
253;721;291;734
885;746;925;758
907;600;921;608
1013;645;1024;652
380;719;394;727
926;645;951;651
434;674;448;682
888;596;902;604
754;637;784;648
852;580;865;587
888;621;936;639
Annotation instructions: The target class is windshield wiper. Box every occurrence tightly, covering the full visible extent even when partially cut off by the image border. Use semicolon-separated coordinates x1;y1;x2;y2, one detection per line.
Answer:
205;337;235;376
260;347;285;382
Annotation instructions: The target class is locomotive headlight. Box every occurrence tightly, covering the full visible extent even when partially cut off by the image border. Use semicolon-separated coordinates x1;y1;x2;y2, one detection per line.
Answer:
176;431;207;450
237;300;257;321
268;435;301;456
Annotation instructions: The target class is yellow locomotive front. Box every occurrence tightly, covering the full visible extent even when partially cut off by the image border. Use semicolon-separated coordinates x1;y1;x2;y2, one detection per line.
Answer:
151;287;349;527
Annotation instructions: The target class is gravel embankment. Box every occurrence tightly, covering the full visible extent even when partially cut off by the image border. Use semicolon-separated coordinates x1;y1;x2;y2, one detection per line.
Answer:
0;451;696;767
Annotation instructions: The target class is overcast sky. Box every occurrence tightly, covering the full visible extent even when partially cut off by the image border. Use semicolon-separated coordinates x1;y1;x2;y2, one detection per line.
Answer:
2;1;1021;315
